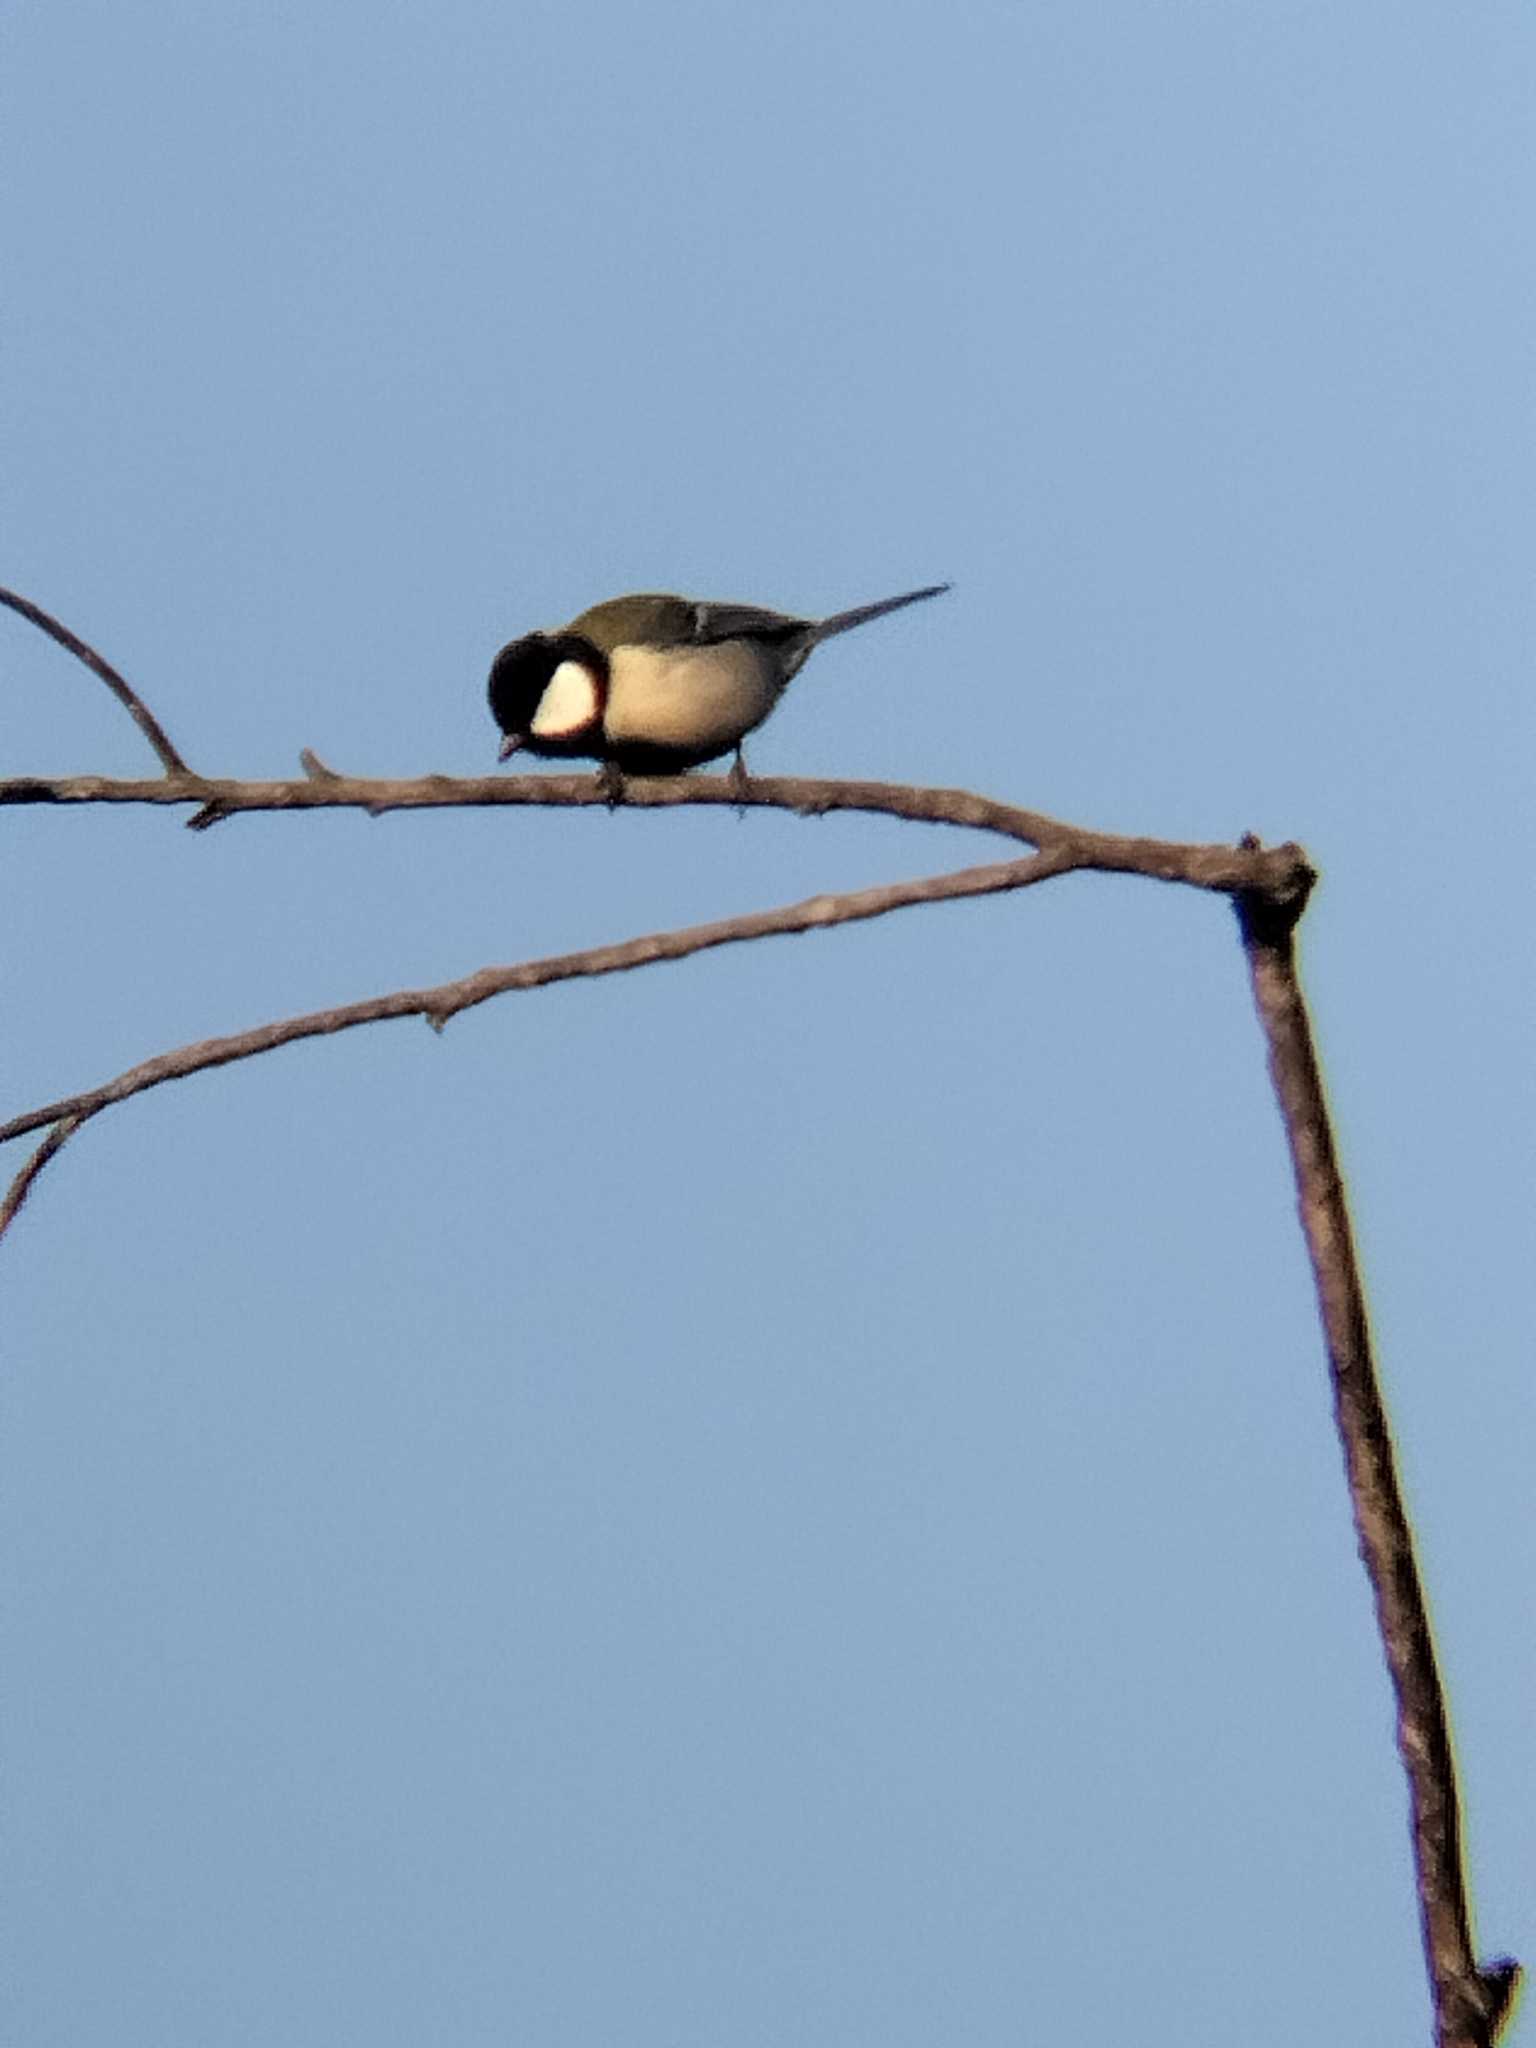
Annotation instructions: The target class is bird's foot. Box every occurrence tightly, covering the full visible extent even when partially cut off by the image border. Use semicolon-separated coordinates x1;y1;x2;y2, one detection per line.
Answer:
727;749;753;809
596;761;628;808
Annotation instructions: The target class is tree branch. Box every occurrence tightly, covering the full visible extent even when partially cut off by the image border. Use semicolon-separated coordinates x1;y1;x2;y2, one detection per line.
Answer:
0;762;1314;898
5;586;1514;2037
1;585;193;776
0;1116;82;1247
1236;886;1521;2048
0;846;1071;1174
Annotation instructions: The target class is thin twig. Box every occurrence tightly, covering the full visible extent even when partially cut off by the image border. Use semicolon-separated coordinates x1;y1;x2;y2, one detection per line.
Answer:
0;585;192;776
0;847;1072;1152
0;1116;85;1249
1235;885;1521;2048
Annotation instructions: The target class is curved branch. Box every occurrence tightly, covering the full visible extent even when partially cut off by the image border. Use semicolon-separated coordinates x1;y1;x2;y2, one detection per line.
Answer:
1;585;192;775
0;1116;83;1248
0;847;1070;1155
0;763;1315;901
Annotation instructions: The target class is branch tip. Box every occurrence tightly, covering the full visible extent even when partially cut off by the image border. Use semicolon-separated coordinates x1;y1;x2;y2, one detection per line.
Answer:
1479;1957;1522;2042
300;748;341;782
1233;852;1317;947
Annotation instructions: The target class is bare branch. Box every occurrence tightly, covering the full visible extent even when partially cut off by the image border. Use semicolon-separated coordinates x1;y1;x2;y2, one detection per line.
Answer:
2;688;1516;2036
0;847;1072;1153
0;586;193;776
0;763;1314;898
4;597;1515;2039
0;1116;85;1250
1236;888;1521;2048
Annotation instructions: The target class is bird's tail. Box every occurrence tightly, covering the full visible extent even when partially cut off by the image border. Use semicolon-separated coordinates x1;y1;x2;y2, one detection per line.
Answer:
810;583;950;645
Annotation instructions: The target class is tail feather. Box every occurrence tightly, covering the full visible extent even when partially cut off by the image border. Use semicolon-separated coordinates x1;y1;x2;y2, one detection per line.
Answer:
811;583;950;645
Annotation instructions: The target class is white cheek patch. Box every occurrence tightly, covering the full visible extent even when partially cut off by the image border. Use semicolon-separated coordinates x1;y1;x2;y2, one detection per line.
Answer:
530;659;600;739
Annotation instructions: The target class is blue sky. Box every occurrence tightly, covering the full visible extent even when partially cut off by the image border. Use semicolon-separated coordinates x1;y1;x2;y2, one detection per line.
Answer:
4;4;1533;2042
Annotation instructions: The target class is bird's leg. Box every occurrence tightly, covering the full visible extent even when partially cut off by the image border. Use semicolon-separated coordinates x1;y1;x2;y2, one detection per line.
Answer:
727;746;753;806
596;760;627;808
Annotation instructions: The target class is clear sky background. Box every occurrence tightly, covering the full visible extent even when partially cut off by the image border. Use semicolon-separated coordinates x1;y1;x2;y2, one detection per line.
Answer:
4;4;1532;2043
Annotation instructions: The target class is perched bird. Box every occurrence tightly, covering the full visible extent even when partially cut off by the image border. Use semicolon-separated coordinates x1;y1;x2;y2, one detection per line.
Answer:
487;583;949;778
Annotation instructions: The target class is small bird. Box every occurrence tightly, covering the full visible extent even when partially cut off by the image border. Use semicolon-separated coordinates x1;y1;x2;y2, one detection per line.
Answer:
487;583;949;778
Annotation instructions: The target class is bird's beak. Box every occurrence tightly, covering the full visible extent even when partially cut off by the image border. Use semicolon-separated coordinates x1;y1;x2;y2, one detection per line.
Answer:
497;733;524;762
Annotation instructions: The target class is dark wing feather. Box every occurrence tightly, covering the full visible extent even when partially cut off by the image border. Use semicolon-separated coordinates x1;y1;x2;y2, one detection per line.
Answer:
687;601;809;647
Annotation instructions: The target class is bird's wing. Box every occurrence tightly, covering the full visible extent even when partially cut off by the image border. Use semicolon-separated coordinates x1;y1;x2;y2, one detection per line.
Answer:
567;594;699;651
688;601;808;647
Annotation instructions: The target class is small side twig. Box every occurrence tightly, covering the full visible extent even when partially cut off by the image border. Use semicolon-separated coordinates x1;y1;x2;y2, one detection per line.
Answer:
0;584;192;776
1236;883;1520;2048
0;1116;85;1249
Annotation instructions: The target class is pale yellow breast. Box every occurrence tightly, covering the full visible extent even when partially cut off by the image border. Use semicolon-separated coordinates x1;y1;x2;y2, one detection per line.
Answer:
603;641;782;756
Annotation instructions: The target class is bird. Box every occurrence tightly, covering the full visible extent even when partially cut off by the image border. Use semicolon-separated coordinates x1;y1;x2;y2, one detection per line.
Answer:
487;583;949;780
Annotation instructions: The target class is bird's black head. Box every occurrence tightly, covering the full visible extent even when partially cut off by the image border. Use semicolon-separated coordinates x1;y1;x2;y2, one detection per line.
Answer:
487;631;608;761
